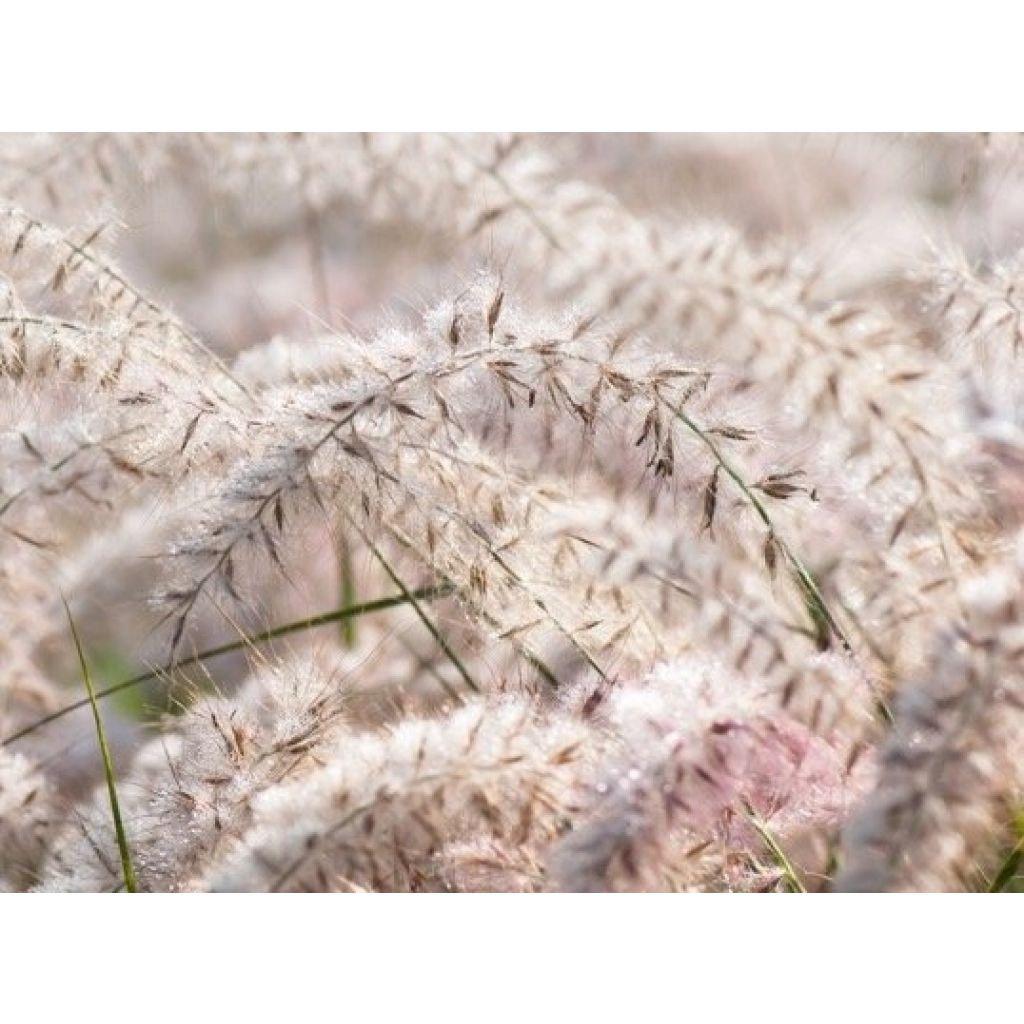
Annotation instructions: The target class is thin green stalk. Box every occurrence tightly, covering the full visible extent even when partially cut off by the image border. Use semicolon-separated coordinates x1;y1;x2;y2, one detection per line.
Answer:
667;401;853;655
63;597;137;893
2;586;448;748
742;799;806;893
338;531;358;649
352;520;480;694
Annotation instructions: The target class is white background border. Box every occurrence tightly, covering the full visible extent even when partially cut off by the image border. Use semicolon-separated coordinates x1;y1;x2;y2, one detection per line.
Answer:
2;3;1019;1017
3;2;1023;128
2;895;1017;1019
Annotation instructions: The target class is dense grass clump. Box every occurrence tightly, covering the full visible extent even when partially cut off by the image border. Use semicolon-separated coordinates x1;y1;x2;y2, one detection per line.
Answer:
2;133;1023;892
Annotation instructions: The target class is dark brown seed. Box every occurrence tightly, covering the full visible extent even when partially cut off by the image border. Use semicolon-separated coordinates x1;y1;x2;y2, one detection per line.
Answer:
487;289;504;339
763;529;778;578
701;465;721;535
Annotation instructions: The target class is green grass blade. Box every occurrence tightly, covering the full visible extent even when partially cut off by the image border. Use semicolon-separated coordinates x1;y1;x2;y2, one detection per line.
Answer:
62;596;138;894
2;585;448;747
338;531;358;649
742;799;806;893
668;402;853;656
353;523;480;694
987;812;1024;892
